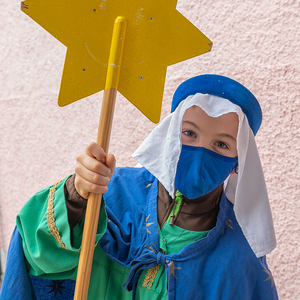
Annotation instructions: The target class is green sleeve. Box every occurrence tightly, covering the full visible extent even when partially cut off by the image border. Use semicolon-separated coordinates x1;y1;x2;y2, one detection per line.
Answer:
16;176;107;280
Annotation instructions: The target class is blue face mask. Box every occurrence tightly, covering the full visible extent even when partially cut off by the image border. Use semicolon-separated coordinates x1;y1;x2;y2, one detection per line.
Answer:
175;145;238;199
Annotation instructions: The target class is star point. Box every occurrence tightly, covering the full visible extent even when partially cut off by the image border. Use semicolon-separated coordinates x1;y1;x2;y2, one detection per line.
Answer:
263;270;274;288
225;219;234;230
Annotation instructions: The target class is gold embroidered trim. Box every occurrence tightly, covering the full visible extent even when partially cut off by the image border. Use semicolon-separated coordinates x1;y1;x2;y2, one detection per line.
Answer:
47;180;69;250
142;264;160;290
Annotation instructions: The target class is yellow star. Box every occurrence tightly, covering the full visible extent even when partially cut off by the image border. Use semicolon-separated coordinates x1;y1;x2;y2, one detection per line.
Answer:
21;0;212;123
263;270;274;288
168;260;181;282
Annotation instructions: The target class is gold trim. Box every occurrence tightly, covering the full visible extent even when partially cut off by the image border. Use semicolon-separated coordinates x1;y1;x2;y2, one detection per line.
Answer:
142;264;160;290
47;180;69;250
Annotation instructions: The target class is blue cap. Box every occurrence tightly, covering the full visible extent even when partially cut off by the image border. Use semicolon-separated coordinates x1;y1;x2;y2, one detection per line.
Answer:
171;74;262;135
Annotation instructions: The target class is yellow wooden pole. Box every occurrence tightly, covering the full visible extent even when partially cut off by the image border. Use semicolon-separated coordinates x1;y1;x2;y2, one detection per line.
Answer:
74;16;127;300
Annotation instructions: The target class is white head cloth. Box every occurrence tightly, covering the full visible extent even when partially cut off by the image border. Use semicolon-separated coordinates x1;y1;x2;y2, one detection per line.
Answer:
133;93;276;257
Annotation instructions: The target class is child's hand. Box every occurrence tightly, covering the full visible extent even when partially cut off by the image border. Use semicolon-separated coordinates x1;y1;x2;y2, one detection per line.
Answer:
74;142;116;199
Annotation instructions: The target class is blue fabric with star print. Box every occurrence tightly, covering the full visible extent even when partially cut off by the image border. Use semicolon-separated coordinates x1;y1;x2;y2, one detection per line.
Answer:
99;167;278;300
29;276;75;299
0;227;76;300
0;227;35;300
1;167;278;300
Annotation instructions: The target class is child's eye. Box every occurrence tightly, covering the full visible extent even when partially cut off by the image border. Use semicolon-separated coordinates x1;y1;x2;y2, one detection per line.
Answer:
183;130;196;138
215;141;228;149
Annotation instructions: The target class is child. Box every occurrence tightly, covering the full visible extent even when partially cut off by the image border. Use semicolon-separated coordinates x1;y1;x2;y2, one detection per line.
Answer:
1;74;278;299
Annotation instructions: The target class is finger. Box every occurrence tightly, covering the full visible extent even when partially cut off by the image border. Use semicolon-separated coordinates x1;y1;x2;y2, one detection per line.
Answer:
85;142;106;163
75;175;108;197
105;154;116;179
76;153;111;177
75;163;110;187
106;154;116;169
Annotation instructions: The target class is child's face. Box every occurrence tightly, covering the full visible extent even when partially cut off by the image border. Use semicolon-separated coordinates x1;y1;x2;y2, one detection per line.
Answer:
181;105;238;158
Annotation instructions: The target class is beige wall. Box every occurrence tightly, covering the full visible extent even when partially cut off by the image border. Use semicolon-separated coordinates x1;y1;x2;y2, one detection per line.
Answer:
1;0;300;298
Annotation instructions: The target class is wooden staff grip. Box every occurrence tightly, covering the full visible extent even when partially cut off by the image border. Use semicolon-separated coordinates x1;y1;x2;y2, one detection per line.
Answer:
74;16;126;300
73;88;117;300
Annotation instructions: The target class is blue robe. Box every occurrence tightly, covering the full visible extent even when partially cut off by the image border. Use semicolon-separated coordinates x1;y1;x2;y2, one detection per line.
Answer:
1;167;278;299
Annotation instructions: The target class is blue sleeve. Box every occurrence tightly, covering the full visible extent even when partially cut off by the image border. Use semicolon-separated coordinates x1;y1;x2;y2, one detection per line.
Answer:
99;167;156;267
0;227;36;300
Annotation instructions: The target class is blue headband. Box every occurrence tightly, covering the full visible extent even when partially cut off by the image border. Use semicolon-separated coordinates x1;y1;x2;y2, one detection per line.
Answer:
171;74;262;135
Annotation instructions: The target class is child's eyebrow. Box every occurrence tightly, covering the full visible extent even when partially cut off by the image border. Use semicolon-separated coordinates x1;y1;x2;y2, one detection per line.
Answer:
182;120;200;131
216;133;236;141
